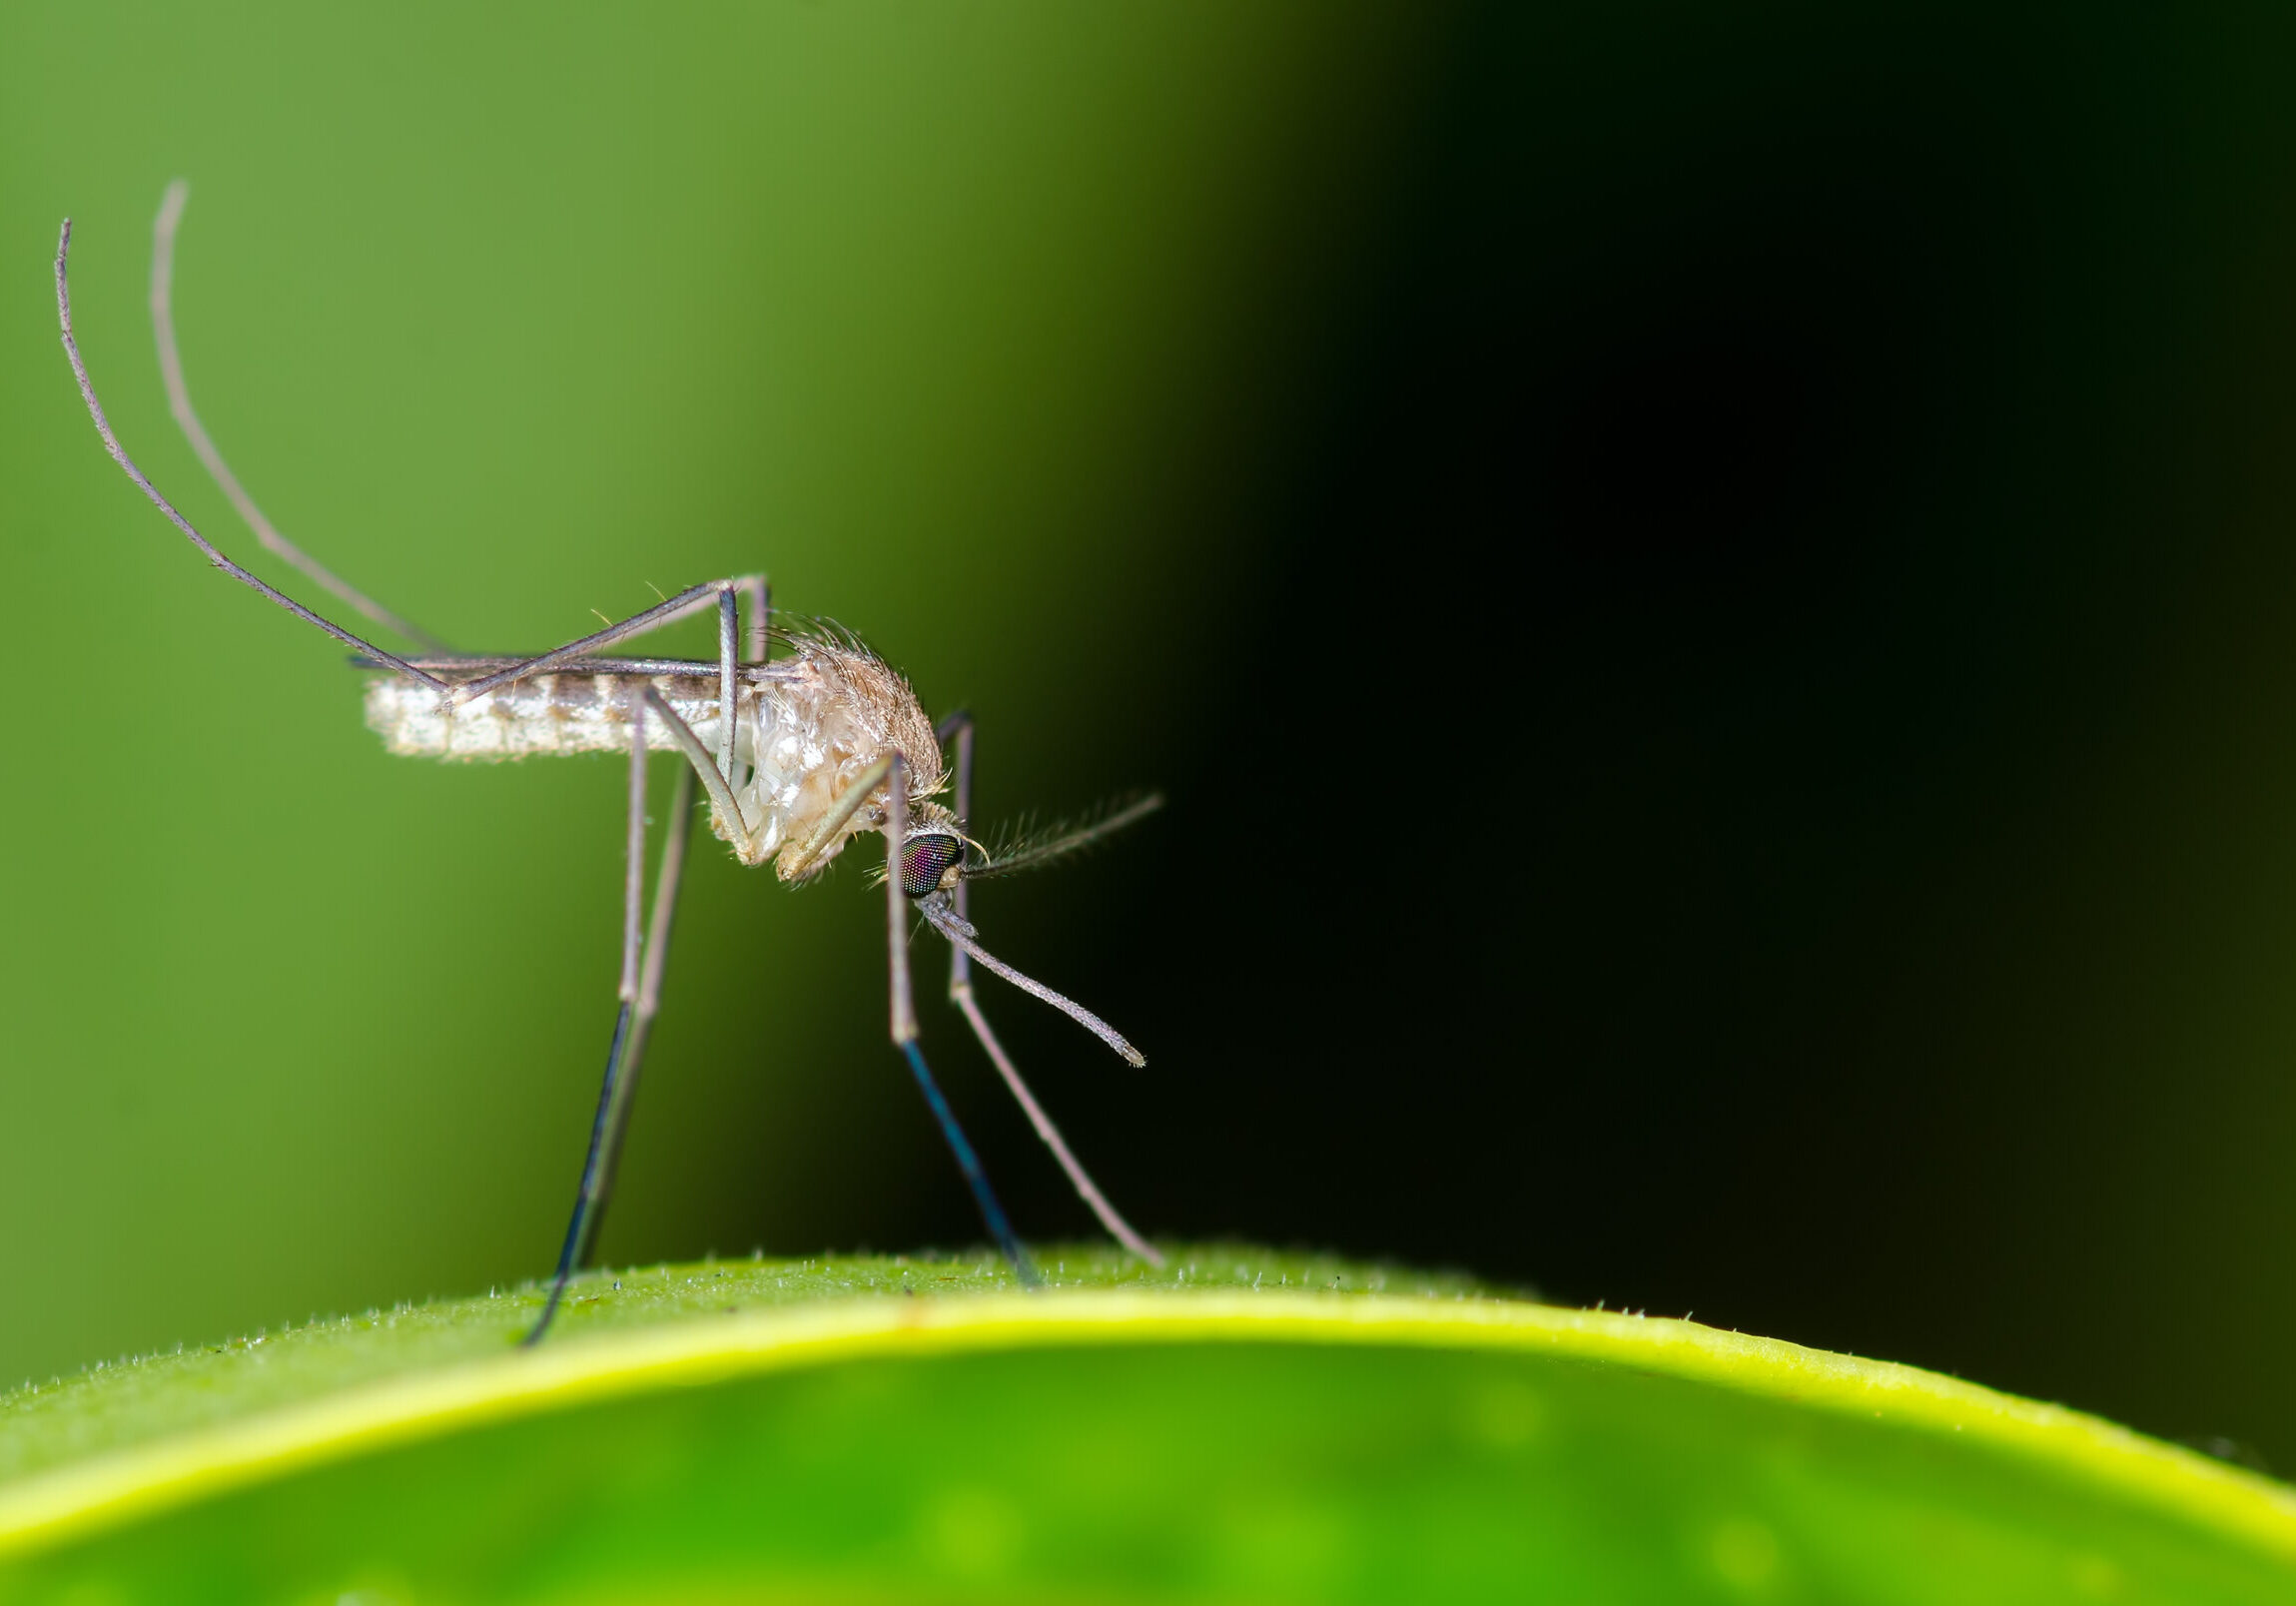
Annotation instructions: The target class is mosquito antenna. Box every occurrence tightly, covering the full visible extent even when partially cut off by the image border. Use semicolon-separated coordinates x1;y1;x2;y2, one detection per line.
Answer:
54;219;452;692
919;900;1145;1067
967;793;1164;882
151;182;452;653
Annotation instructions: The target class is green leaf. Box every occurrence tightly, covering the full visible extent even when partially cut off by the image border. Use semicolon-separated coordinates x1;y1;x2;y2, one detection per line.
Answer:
0;1246;2289;1603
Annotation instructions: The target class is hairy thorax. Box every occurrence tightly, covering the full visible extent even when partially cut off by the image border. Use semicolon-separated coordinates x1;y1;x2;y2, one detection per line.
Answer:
736;633;948;877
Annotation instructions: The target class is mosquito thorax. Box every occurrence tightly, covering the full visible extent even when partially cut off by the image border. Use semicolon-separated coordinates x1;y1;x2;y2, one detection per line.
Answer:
899;829;968;899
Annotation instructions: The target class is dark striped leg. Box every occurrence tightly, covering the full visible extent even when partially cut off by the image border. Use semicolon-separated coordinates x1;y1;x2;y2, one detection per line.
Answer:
571;764;697;1271
886;751;1040;1285
525;695;698;1342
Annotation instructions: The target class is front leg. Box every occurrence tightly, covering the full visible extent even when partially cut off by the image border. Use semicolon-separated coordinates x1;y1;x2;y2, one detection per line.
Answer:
934;710;1160;1263
885;752;1038;1285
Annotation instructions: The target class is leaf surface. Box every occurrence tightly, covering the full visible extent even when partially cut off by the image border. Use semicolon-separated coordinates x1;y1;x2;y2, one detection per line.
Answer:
0;1247;2287;1603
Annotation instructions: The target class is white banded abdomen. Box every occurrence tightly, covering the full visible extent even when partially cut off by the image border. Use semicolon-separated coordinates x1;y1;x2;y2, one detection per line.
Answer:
364;673;747;765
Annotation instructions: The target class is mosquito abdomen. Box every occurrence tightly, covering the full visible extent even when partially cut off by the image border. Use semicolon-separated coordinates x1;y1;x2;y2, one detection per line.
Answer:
365;672;737;762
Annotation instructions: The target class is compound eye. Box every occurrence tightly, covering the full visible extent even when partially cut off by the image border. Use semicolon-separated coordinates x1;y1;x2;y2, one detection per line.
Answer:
899;831;966;899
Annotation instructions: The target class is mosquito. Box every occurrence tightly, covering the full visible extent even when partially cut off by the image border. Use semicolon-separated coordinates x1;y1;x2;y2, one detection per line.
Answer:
52;185;1165;1345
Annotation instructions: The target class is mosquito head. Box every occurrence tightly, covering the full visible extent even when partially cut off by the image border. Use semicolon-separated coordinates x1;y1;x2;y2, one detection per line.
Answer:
898;827;968;899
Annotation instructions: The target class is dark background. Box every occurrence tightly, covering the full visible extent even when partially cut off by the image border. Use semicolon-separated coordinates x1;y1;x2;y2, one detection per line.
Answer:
1028;3;2296;1468
13;1;2296;1475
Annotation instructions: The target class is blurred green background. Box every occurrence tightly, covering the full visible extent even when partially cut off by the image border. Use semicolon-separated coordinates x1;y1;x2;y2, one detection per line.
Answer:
0;0;1444;1384
17;0;2296;1486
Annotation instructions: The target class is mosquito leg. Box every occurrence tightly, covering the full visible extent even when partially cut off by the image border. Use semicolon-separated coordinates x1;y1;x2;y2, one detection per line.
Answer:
618;764;698;1126
734;573;770;783
738;575;771;663
943;707;975;895
84;193;730;699
715;589;739;785
948;997;1160;1265
56;220;452;693
640;685;756;852
151;183;452;653
449;580;743;705
887;752;1039;1286
726;576;770;792
566;759;698;1299
888;753;919;1048
525;688;651;1345
779;752;897;879
63;210;723;705
937;711;1161;1264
